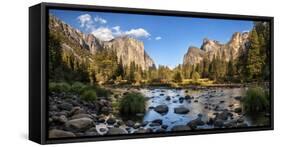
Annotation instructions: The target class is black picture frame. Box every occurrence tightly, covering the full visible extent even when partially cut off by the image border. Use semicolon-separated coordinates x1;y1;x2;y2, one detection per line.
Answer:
29;2;274;144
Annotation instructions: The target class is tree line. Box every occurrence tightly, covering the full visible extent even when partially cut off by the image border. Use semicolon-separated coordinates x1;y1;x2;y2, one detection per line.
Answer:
49;21;270;85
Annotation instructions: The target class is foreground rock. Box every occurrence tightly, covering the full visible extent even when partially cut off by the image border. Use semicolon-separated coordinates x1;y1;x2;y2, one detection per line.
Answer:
215;110;231;120
106;117;117;125
234;107;242;113
107;128;128;135
171;125;191;131
187;118;205;129
214;119;224;128
66;117;93;130
70;113;92;120
154;105;169;114
174;107;190;114
49;129;75;138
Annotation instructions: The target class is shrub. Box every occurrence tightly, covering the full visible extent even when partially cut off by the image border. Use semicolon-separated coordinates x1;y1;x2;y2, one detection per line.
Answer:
71;82;87;94
81;90;97;102
243;86;269;113
49;82;71;93
95;86;111;98
119;92;146;116
77;84;112;97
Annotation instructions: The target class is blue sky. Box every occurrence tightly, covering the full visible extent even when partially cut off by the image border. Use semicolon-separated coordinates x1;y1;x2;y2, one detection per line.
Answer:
50;9;253;68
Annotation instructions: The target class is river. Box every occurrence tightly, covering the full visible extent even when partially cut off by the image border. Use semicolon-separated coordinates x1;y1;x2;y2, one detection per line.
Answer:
122;87;270;132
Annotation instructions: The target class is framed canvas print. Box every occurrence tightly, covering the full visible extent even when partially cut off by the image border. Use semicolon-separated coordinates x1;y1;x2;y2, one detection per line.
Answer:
29;2;274;144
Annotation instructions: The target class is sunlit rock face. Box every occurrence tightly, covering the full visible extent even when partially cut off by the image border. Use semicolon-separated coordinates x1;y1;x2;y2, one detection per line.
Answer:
183;32;249;65
183;46;205;65
104;36;155;70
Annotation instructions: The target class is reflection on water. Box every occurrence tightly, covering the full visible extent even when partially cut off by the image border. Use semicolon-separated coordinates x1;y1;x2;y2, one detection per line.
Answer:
128;87;269;131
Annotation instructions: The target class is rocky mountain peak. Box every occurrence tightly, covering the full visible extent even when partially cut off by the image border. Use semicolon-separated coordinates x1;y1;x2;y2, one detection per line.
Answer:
49;15;101;54
201;38;222;52
183;31;249;65
104;35;154;70
49;15;155;71
183;46;205;65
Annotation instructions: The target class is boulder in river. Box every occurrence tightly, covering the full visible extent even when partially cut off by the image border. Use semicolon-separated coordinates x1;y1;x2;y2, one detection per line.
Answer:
141;121;149;127
185;95;192;100
207;118;214;125
106;117;117;125
234;107;242;113
126;120;135;127
220;100;225;103
152;119;163;125
161;125;168;129
234;96;242;100
214;119;224;128
154;105;169;114
149;122;161;127
187;118;205;129
148;106;155;109
179;97;185;103
215;110;230;120
228;104;234;108
237;117;244;123
174;107;190;114
133;123;141;129
166;96;171;101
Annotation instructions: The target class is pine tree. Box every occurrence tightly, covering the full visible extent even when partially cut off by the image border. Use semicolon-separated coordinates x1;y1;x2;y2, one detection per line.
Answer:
195;62;204;77
202;57;210;78
236;46;247;82
209;54;216;80
246;29;264;80
173;71;183;83
129;61;136;82
227;56;235;81
220;51;227;78
116;58;124;79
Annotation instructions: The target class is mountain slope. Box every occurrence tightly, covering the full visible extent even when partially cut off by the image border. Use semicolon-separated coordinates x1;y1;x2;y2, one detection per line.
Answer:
49;15;155;71
183;32;249;65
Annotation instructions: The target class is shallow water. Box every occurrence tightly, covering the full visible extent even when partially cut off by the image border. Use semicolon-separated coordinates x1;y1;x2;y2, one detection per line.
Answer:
134;87;267;131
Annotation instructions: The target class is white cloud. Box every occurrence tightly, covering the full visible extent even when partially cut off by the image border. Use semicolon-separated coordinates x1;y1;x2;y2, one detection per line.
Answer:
155;36;162;40
77;14;93;29
77;14;151;41
112;26;120;32
94;16;107;24
125;28;151;38
92;27;151;41
92;27;114;41
112;26;123;36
